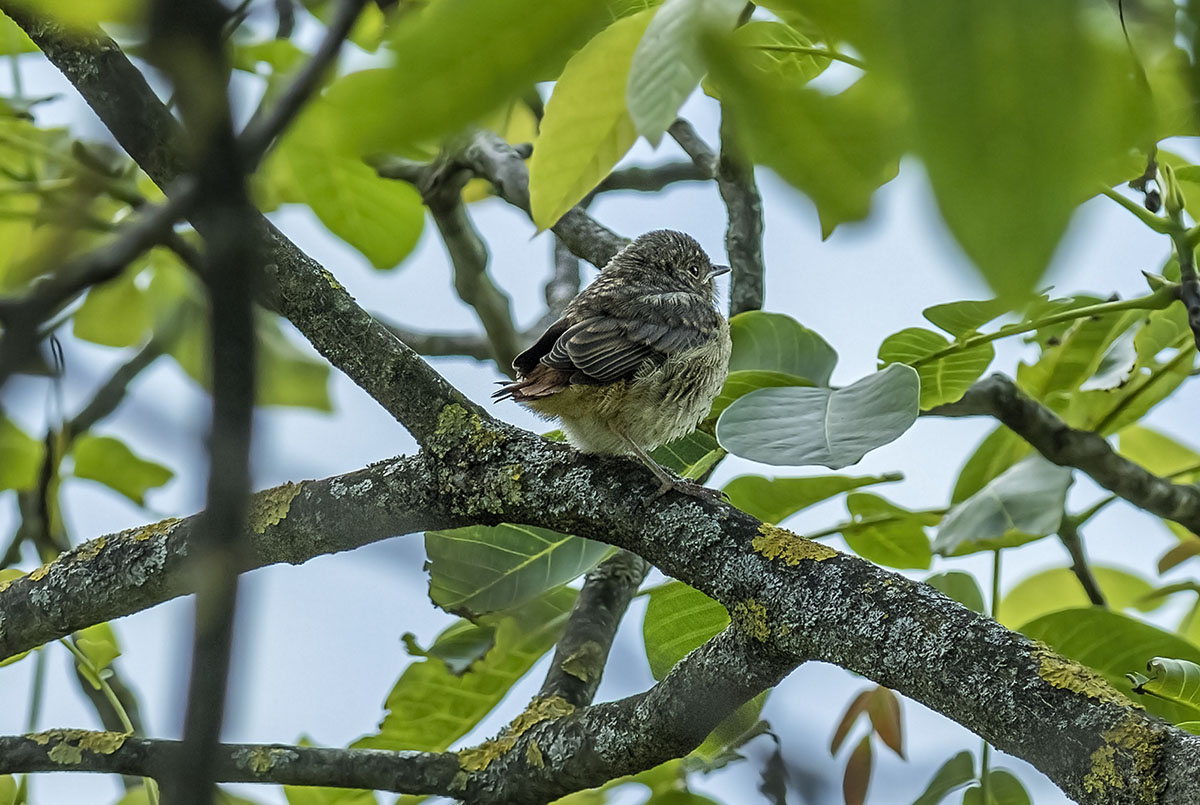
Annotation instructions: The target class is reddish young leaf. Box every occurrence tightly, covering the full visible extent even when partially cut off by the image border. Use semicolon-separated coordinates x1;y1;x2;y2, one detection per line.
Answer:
867;686;905;759
830;689;873;754
842;734;873;805
1159;539;1200;573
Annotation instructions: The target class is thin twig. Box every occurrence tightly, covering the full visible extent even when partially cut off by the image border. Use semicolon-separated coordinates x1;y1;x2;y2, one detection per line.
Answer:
1056;518;1106;607
715;113;765;316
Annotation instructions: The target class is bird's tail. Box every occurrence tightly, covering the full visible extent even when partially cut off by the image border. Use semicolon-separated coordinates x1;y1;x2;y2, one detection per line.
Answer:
492;366;570;402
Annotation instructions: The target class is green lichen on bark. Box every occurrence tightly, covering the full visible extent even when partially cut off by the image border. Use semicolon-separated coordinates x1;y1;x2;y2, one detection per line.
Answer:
28;729;126;766
430;404;507;461
751;524;837;565
1083;715;1165;799
457;695;575;772
732;599;770;642
560;640;604;682
124;516;182;543
247;482;301;535
1033;645;1133;707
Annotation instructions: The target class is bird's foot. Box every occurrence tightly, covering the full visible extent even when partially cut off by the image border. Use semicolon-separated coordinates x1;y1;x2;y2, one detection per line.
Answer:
645;477;728;504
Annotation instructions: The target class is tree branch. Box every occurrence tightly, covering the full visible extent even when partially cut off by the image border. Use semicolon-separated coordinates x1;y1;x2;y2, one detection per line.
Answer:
715;114;765;316
927;373;1200;535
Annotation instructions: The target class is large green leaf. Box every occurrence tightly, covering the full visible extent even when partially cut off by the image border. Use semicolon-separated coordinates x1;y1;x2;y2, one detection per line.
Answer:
950;426;1029;504
870;0;1147;301
1119;426;1200;479
23;0;146;28
0;774;13;805
877;327;994;409
841;493;935;570
355;587;575;751
705;370;812;423
1127;657;1200;718
922;299;1008;338
1021;608;1200;722
997;566;1160;630
911;750;974;805
1017;310;1143;404
284;785;376;805
961;770;1031;805
933;457;1072;556
529;10;653;230
650;430;725;480
722;472;899;525
0;415;43;491
923;572;985;614
425;524;610;616
332;0;605;153
716;364;919;469
713;19;831;92
727;311;837;384
74;622;121;688
626;0;744;144
70;434;173;506
266;94;424;270
707;43;905;236
73;266;152;348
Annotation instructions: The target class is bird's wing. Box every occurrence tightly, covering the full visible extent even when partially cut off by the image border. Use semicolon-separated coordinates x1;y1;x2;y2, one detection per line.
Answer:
539;307;711;384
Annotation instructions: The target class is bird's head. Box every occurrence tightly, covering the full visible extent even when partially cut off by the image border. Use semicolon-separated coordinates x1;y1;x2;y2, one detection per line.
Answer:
605;229;729;303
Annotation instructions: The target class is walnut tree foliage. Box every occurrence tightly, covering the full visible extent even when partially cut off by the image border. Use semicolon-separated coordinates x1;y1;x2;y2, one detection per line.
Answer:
1;0;1200;804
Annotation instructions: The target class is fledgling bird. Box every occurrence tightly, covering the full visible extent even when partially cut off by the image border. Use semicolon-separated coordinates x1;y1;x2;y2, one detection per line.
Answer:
494;230;731;497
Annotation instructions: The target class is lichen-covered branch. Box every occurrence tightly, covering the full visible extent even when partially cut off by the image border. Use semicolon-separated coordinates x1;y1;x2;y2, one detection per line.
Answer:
927;373;1200;535
715;115;765;316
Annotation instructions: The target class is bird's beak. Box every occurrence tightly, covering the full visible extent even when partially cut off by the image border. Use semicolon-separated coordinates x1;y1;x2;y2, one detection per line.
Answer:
708;265;731;280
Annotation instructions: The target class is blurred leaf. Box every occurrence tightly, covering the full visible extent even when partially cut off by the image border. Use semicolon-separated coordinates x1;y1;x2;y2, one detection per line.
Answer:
705;370;813;423
924;571;985;614
841;493;935;570
950;426;1030;504
873;0;1148;302
626;0;744;144
1135;304;1189;364
923;299;1008;338
73;266;151;347
877;327;994;409
356;587;575;751
997;566;1160;630
1022;608;1200;723
337;0;605;152
843;734;872;805
529;10;653;229
1119;425;1200;479
0;13;36;55
643;581;727;680
961;770;1030;805
911;751;974;805
1127;657;1200;717
708;44;904;236
644;792;722;805
727;20;830;87
1079;331;1136;391
75;622;121;680
722;472;899;524
830;689;871;755
0;415;43;491
934;457;1072;556
728;311;838;383
0;775;13;805
285;784;377;805
23;0;146;28
717;364;919;469
70;434;172;506
1160;540;1200;573
425;524;610;616
232;37;309;76
866;687;903;758
1018;311;1143;403
651;430;725;480
266;95;424;269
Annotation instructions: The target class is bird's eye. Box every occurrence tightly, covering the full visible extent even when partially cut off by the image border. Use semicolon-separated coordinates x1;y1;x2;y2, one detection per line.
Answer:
689;264;701;278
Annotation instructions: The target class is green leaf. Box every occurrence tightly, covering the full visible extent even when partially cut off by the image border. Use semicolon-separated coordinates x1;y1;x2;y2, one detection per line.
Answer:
1127;657;1200;717
996;566;1160;630
70;434;173;506
961;770;1030;805
24;0;146;28
950;426;1029;504
0;775;14;805
650;429;725;480
1018;310;1143;403
707;42;905;236
841;493;934;570
716;364;919;469
355;587;575;751
1119;425;1200;479
877;327;994;409
704;19;831;100
911;750;974;805
337;0;606;152
922;299;1008;338
425;524;610;616
722;472;900;524
1135;304;1189;364
0;13;37;55
285;784;377;805
75;622;121;686
1021;608;1200;723
266;95;424;270
933;457;1072;556
0;415;44;491
872;0;1147;302
705;369;813;423
1079;331;1136;391
643;581;727;679
529;10;654;229
73;266;152;348
626;0;744;144
727;311;837;384
924;572;985;614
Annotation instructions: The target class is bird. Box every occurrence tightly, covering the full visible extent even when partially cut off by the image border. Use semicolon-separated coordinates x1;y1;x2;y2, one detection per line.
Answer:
494;229;731;497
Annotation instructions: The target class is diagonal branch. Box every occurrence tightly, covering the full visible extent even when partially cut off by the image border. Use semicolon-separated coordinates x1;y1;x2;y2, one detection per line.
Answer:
927;373;1200;534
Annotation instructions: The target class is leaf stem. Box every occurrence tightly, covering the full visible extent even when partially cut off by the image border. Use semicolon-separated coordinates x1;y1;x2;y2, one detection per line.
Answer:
747;44;867;70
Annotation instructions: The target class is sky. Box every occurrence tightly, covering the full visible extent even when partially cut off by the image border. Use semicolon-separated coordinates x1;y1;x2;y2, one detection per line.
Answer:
1;11;1199;805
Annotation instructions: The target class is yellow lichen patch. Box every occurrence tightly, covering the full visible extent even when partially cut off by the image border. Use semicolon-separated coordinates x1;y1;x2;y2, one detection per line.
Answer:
48;743;83;765
1083;716;1163;796
28;562;53;582
751;524;837;565
29;729;126;765
456;695;575;772
246;482;301;535
73;537;106;562
526;740;545;768
319;266;345;291
733;599;771;642
246;746;279;774
560;641;603;682
1034;645;1134;707
127;517;183;542
433;404;506;459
